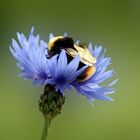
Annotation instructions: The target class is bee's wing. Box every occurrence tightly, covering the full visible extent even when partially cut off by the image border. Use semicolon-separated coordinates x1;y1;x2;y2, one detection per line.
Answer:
65;45;96;66
74;45;96;65
65;48;79;57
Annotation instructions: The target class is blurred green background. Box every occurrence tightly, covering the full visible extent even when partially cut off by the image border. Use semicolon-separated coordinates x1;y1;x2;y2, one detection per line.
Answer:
0;0;140;140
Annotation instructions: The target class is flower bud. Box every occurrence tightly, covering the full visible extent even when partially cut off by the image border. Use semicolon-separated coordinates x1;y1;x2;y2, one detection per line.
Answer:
39;84;65;121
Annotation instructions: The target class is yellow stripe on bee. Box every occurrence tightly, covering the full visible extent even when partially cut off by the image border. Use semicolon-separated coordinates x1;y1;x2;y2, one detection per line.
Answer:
78;66;96;82
48;36;64;51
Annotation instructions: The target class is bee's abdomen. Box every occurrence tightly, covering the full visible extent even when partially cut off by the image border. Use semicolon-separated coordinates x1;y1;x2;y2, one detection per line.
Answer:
77;66;96;82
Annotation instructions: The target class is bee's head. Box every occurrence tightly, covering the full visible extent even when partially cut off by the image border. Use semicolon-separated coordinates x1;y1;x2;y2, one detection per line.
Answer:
48;36;74;57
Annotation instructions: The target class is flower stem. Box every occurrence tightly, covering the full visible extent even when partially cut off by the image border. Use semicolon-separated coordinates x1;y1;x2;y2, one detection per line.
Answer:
41;118;51;140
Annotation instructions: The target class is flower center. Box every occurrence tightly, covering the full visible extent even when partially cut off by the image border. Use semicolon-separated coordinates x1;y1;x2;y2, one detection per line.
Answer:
56;76;66;84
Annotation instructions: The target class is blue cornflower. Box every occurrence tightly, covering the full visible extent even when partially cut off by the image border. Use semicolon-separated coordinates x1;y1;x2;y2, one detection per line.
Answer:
10;27;117;101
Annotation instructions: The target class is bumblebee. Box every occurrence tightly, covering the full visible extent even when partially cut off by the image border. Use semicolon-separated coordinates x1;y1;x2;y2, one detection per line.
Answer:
48;36;97;82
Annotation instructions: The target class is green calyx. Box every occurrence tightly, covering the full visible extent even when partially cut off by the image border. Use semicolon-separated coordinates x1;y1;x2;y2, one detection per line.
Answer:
39;84;65;122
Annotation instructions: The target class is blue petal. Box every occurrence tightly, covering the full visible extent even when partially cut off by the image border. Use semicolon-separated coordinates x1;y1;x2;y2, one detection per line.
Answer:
64;32;68;37
75;40;80;45
12;39;22;53
74;66;88;78
93;46;102;58
75;83;114;101
88;42;93;52
48;55;58;78
96;57;111;73
56;50;67;75
64;55;80;78
108;79;119;87
28;27;35;40
94;70;114;83
49;33;54;41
